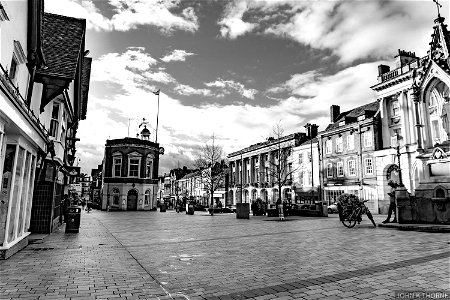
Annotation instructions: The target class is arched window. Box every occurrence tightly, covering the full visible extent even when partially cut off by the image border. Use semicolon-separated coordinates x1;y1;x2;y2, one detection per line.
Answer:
112;188;120;205
427;81;450;144
144;189;151;205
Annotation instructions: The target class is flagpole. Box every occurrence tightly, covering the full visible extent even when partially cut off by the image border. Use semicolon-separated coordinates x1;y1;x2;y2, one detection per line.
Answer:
156;90;160;143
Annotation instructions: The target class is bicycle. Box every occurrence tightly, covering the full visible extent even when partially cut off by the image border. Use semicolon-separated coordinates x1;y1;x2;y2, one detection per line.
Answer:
339;200;376;228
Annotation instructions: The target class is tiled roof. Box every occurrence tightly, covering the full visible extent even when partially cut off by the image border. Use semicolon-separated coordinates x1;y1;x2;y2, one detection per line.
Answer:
38;13;85;79
81;57;92;120
325;100;379;131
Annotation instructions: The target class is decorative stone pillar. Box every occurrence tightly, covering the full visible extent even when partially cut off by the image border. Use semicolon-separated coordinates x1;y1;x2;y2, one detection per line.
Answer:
411;87;423;151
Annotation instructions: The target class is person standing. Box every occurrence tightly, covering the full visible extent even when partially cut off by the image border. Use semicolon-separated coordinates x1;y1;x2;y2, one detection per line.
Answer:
382;191;397;223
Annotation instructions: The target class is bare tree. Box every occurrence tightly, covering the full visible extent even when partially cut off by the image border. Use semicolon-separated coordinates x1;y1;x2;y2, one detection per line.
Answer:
265;123;299;219
193;134;228;215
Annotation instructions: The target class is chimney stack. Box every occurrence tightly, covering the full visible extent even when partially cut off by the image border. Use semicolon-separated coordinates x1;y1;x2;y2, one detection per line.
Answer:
378;64;390;76
330;105;340;123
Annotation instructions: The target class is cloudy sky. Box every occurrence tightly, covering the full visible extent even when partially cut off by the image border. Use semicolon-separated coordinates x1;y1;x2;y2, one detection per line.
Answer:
45;0;449;175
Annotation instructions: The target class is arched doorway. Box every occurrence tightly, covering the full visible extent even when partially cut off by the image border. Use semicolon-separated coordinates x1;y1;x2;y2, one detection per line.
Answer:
283;188;291;203
260;189;267;202
251;189;257;201
272;189;279;204
244;190;249;203
127;189;138;211
228;190;234;205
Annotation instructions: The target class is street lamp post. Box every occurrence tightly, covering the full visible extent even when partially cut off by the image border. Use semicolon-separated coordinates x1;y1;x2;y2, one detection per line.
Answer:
304;123;317;204
394;135;404;187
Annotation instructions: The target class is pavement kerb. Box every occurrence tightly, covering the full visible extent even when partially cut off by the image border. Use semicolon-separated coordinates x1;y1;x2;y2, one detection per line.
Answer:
377;222;450;232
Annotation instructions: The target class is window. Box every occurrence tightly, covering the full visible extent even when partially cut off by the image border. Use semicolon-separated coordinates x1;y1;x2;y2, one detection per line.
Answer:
336;137;343;153
299;154;303;165
113;156;122;177
305;170;311;186
365;158;373;175
348;160;356;176
326;140;332;154
337;162;344;177
288;163;292;181
49;103;60;137
146;160;152;178
363;131;373;147
129;158;140;177
327;163;333;178
144;190;150;205
347;134;354;151
9;55;18;81
9;41;26;83
307;151;311;162
299;171;304;185
391;100;400;117
112;188;120;205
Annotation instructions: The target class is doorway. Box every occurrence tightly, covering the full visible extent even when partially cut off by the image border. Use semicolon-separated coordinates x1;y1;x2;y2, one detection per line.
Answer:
127;189;138;211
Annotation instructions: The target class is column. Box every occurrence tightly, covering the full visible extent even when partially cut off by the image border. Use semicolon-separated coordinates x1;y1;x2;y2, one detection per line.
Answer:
258;153;263;185
411;87;423;151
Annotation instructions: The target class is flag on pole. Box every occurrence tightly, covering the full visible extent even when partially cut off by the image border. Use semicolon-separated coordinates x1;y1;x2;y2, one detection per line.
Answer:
153;89;160;95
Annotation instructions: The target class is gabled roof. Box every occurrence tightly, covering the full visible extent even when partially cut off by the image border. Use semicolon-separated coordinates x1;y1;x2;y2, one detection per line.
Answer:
38;13;86;79
325;100;379;131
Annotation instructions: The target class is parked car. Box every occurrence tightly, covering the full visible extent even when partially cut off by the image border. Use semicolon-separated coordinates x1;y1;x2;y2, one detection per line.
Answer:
328;203;339;214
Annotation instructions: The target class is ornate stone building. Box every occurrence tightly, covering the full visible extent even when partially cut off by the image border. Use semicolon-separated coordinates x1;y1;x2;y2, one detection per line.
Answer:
100;127;163;211
371;13;450;223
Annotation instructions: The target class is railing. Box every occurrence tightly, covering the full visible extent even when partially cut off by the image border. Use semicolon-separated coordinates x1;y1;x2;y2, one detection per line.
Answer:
381;69;398;82
0;63;50;140
380;59;421;83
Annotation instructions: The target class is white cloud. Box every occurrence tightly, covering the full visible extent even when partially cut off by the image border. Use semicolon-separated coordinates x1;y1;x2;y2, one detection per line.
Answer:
45;0;198;33
205;79;258;100
267;62;382;124
45;0;112;31
219;0;443;63
161;49;196;62
92;47;174;92
174;84;212;97
219;0;257;39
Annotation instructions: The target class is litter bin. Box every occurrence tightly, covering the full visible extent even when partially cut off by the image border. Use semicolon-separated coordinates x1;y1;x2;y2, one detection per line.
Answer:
187;203;194;215
65;206;81;233
160;203;166;212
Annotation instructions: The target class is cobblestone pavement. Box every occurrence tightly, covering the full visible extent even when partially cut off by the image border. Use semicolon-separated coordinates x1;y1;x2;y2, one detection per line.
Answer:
0;210;449;300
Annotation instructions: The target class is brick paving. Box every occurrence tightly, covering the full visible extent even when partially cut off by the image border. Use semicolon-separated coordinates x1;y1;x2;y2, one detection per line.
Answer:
0;210;449;300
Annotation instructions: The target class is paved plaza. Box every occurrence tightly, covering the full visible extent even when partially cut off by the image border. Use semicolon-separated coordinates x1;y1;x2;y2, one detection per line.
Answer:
0;210;449;300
